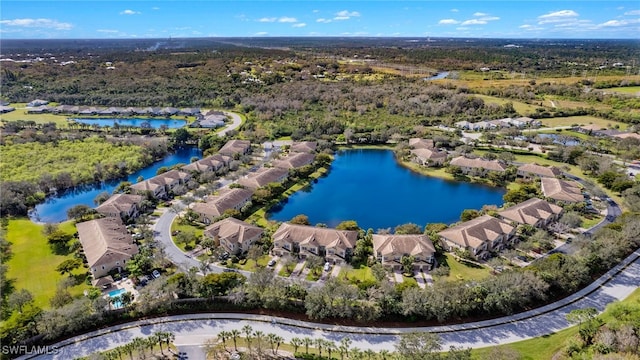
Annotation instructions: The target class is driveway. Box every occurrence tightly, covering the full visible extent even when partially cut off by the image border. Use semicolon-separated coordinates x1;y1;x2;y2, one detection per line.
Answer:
393;269;404;283
216;111;243;137
24;250;640;360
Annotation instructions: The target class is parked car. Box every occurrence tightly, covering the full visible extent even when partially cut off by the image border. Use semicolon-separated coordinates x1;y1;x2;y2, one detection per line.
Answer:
218;252;230;261
268;259;276;267
323;262;331;272
152;270;161;279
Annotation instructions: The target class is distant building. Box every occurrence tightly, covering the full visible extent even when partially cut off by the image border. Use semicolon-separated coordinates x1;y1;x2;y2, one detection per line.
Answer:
408;138;435;150
191;188;253;224
238;167;289;190
218;139;251;157
517;163;563;179
289;141;317;153
182;154;231;174
26;99;49;107
272;152;316;169
411;148;447;167
449;156;508;175
95;194;144;221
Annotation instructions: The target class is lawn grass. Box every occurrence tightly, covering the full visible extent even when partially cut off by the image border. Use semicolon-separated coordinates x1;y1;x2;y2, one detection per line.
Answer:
605;86;640;94
473;94;541;115
0;104;72;128
5;219;90;308
581;214;603;229
236;255;271;272
436;254;492;282
472;287;640;360
399;160;456;181
539;115;628;130
340;265;375;283
170;219;204;252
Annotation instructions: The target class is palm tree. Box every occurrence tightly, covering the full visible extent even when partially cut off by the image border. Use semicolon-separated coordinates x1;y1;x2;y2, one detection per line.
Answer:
253;330;265;356
230;329;240;351
267;333;278;355
303;337;313;355
315;338;325;357
131;337;147;358
218;330;230;351
339;337;352;360
290;337;303;354
363;349;376;359
274;335;284;355
122;343;134;360
378;349;391;360
325;340;337;360
350;347;364;360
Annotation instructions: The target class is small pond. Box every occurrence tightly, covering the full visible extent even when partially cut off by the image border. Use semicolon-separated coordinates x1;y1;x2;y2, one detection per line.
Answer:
268;149;506;230
73;118;187;129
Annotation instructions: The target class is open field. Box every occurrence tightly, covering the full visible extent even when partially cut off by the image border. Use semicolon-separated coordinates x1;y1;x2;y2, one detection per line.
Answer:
452;73;640;90
5;219;90;308
0;104;71;128
605;86;640;94
340;265;375;284
436;254;492;282
472;287;640;360
237;254;270;271
539;115;629;129
473;94;542;115
170;220;204;252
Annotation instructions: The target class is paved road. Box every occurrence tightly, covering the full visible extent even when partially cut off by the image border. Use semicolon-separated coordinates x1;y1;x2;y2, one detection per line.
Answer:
217;111;243;137
23;249;640;360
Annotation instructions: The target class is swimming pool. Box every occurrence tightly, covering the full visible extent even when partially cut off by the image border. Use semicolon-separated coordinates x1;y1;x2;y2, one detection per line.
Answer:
108;288;126;297
108;288;128;309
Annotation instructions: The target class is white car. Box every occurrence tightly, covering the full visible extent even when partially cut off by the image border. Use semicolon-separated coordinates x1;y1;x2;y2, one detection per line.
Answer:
323;262;331;272
152;270;161;279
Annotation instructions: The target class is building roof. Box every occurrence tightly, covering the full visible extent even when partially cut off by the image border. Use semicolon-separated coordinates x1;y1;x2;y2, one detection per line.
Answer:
76;218;138;269
192;188;253;217
273;152;316;169
540;178;585;203
372;234;436;258
238;167;289;189
95;194;143;216
408;138;435;149
130;179;164;193
450;156;508;172
411;148;447;161
273;223;358;251
182;154;230;173
613;132;640;140
204;217;263;246
153;169;190;185
289;141;317;153
219;139;251;156
438;215;515;249
517;163;563;178
498;198;563;225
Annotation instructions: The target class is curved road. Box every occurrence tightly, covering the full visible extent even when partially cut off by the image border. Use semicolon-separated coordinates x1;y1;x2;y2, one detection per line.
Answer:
217;111;243;137
23;249;640;359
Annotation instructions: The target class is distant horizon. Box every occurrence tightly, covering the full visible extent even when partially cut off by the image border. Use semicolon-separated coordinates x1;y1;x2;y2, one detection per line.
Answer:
2;1;639;40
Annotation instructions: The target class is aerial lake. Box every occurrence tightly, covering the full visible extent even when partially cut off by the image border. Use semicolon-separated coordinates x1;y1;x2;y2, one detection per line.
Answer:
73;118;187;129
29;146;202;223
268;149;506;230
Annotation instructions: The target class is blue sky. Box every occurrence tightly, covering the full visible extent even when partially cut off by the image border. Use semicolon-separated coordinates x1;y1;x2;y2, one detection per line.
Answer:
1;1;639;39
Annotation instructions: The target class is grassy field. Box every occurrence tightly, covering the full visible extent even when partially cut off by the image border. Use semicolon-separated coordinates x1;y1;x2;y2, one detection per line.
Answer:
473;94;542;115
0;104;71;128
340;265;375;283
605;86;640;94
236;255;271;271
472;287;640;360
454;73;640;89
170;219;204;252
436;254;492;282
539;115;629;130
5;219;90;308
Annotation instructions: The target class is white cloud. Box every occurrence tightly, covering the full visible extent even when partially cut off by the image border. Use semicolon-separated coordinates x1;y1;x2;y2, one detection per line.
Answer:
461;19;487;26
538;10;578;24
438;19;459;25
254;32;268;36
152;7;159;10
278;17;297;23
597;18;640;28
292;23;307;28
624;10;640;15
0;18;73;30
480;16;500;21
451;8;459;12
258;17;276;22
313;9;319;13
97;29;119;33
473;12;488;17
316;18;332;23
334;10;360;21
120;9;140;15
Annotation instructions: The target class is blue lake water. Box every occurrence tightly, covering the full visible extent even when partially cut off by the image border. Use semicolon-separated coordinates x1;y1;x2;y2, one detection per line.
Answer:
424;71;450;81
73;118;187;129
268;149;506;230
29;147;202;223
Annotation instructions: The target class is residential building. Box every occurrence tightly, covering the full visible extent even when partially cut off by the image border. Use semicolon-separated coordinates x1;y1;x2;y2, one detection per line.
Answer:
238;167;289;190
449;156;508;175
130;179;167;199
540;178;585;203
408;138;435;150
511;117;541;128
218;139;251;157
95;194;144;221
372;234;436;270
182;154;231;173
438;215;516;260
411;148;447;167
204;217;263;255
130;170;190;199
498;198;564;228
191;188;253;224
517;163;563;179
289;141;317;153
273;152;316;169
26;99;49;107
76;218;138;279
272;223;358;264
454;120;472;130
